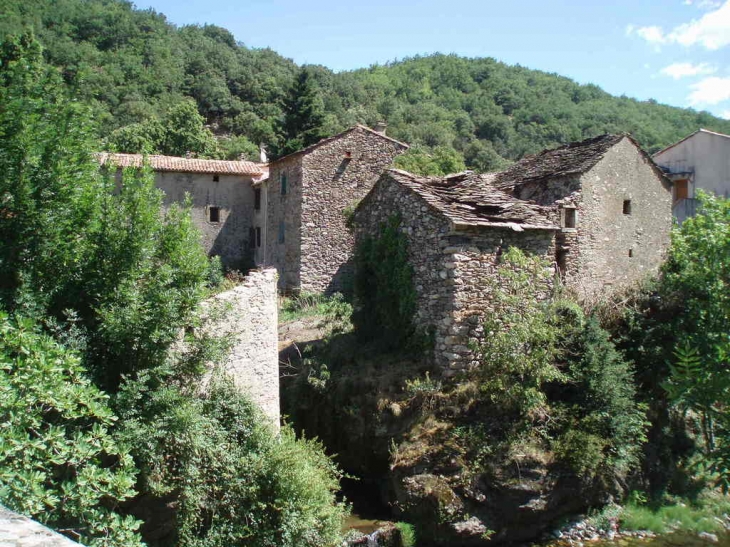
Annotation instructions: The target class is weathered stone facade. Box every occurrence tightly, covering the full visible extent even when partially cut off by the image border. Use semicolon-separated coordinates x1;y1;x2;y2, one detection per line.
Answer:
262;125;408;292
354;171;557;373
355;135;672;373
506;136;673;299
201;269;280;427
0;506;83;547
156;171;258;269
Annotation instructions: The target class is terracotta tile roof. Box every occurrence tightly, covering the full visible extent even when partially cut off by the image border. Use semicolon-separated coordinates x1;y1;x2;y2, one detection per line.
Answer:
493;134;626;190
384;169;558;231
97;153;266;176
270;125;409;164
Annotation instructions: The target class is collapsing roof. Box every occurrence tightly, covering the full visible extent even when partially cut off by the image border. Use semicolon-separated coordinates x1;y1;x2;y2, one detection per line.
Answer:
492;134;625;191
96;153;266;177
382;169;558;232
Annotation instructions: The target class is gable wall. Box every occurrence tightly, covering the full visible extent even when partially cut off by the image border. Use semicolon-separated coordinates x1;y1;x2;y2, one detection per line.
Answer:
299;129;406;294
574;138;672;298
155;171;256;269
654;131;730;198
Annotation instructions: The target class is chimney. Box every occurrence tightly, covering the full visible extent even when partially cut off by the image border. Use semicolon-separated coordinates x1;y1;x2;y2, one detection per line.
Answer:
259;144;268;163
373;121;387;135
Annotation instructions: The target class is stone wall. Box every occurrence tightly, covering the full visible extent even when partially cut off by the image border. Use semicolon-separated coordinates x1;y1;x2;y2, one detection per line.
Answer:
444;228;555;373
202;268;280;428
299;127;407;293
155;172;257;269
0;506;83;547
355;173;556;374
265;156;303;291
572;138;672;298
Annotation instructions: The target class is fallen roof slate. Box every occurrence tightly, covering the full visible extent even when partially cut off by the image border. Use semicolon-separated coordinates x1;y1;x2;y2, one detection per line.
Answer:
384;169;558;231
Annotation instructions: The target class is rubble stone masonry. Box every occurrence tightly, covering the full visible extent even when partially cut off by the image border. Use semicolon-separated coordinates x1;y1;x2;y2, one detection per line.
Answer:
203;269;279;428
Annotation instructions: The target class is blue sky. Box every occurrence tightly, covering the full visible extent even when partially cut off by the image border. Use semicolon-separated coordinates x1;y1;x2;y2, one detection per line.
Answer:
135;0;730;119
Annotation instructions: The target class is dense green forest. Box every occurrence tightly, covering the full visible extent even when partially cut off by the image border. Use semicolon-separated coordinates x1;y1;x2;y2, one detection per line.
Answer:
3;0;730;167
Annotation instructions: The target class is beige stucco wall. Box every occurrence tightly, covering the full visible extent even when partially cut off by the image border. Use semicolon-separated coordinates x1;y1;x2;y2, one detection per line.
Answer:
156;171;257;269
654;131;730;199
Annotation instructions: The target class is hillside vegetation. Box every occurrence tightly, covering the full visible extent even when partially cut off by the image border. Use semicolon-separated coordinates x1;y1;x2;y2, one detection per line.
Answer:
3;0;730;167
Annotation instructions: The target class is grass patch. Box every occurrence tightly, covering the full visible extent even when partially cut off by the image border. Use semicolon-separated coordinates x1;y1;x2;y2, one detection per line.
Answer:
395;521;416;547
621;491;730;534
279;292;353;333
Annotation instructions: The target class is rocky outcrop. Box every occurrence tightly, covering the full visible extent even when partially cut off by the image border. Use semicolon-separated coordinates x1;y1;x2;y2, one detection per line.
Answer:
0;506;83;547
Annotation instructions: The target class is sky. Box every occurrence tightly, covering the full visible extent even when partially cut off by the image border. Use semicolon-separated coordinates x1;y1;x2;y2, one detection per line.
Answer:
134;0;730;119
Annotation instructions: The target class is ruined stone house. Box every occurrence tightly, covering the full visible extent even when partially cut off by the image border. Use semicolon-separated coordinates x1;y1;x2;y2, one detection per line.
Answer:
100;124;408;293
354;134;672;373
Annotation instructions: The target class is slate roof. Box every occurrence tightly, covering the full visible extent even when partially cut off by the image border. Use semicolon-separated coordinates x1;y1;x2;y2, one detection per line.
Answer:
97;153;266;176
383;169;558;231
270;125;409;164
493;134;626;190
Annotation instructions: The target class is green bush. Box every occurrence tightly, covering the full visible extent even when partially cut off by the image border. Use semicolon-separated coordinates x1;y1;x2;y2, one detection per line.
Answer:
395;522;417;547
0;312;143;547
354;215;418;350
116;373;347;547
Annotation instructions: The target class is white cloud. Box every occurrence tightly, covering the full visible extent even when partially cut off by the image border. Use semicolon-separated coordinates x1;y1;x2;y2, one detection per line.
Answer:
688;76;730;105
660;61;718;78
632;1;730;50
722;109;730;119
684;0;722;10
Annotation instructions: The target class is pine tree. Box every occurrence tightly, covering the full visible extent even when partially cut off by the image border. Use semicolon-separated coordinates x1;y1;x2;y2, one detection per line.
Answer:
278;67;327;157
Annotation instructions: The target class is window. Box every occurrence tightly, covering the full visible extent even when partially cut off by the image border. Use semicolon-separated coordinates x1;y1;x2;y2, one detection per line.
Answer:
278;221;285;244
556;249;568;277
249;227;256;248
563;207;576;229
675;179;689;201
213;175;220;182
628;249;634;258
623;200;632;215
256;227;261;248
254;188;261;210
280;172;288;195
208;206;220;223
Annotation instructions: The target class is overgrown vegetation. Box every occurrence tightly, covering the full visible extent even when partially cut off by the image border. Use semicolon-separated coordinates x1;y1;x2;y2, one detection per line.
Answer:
3;0;730;165
0;34;347;546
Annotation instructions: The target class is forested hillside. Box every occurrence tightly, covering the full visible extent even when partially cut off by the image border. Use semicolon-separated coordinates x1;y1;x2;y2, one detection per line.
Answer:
4;0;730;167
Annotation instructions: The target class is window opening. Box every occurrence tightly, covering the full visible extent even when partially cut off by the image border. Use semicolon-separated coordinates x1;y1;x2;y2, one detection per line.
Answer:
213;175;220;182
280;172;288;195
556;249;568;277
563;208;576;229
623;200;632;215
278;221;285;243
628;249;633;258
209;206;220;223
254;188;261;210
249;227;255;248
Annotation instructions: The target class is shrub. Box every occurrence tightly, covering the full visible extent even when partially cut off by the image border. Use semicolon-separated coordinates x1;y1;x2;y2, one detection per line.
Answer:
354;215;418;349
116;373;347;547
0;312;143;547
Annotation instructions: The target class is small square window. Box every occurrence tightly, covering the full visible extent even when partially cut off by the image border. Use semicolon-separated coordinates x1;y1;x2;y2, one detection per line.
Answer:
254;188;261;210
278;221;285;244
213;175;220;182
209;206;220;223
623;200;632;215
563;208;576;229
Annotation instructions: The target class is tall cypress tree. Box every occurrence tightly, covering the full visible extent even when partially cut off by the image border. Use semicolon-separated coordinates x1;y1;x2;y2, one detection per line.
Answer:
278;67;327;157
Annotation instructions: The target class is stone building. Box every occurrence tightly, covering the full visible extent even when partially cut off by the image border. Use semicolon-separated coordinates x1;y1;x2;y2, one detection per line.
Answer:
354;134;672;373
256;124;408;292
100;124;407;293
98;153;268;269
653;128;730;222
